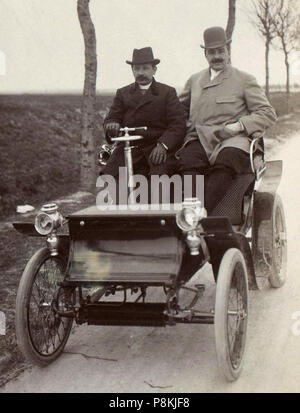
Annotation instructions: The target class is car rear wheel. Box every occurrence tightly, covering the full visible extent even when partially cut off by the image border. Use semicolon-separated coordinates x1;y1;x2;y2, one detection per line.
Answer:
15;247;73;366
269;195;287;287
253;194;287;289
214;248;249;381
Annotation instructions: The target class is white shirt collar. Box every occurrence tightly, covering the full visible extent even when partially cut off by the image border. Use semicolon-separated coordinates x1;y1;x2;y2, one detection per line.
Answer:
210;68;222;81
139;81;153;90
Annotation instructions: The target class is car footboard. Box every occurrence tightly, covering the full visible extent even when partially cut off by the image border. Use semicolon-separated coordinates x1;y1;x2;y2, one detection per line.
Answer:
78;302;167;327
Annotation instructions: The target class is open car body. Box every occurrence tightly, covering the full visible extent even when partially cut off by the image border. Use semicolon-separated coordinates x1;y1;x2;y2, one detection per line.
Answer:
13;136;287;381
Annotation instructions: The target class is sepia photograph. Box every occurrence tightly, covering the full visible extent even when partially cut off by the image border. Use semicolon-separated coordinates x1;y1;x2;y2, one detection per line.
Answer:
0;0;299;396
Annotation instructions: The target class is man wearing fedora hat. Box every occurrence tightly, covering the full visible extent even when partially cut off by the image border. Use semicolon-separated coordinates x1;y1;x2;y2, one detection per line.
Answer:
177;26;277;213
101;47;186;180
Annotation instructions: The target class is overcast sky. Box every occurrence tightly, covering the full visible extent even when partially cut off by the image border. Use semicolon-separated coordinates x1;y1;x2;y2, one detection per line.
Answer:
0;0;299;93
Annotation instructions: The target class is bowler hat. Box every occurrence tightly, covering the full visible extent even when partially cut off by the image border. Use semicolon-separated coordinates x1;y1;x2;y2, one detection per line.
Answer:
200;26;231;49
126;47;160;65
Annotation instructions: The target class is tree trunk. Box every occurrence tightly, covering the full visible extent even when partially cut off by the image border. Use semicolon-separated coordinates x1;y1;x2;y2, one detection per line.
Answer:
284;53;290;111
77;0;97;192
284;54;290;95
265;39;270;98
226;0;237;58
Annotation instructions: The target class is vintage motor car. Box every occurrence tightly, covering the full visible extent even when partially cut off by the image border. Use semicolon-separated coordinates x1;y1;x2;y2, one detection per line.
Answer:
13;128;287;382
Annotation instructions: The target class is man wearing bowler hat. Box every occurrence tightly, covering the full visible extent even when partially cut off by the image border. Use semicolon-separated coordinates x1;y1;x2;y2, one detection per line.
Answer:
101;47;186;180
177;26;277;214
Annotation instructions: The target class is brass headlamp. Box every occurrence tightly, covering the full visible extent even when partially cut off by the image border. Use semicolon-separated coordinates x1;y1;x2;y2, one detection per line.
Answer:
34;203;64;235
176;198;207;256
35;203;64;256
176;198;206;231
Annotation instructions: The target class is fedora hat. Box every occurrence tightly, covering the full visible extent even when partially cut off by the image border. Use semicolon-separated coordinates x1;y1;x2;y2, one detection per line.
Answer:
126;47;160;65
200;26;231;49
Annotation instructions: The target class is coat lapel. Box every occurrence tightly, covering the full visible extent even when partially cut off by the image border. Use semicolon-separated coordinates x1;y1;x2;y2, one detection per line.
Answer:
202;65;232;89
128;83;143;106
130;78;159;113
199;69;211;89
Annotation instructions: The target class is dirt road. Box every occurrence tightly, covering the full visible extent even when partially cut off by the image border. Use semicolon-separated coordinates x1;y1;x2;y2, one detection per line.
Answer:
2;135;300;393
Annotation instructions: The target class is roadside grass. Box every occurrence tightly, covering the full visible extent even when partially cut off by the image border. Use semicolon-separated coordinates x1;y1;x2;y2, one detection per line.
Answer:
0;94;113;219
0;92;299;386
269;92;300;117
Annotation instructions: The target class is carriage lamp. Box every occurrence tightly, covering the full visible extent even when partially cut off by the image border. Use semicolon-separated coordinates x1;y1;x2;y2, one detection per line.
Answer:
34;203;64;256
176;198;207;256
176;198;206;231
35;203;64;235
176;206;199;231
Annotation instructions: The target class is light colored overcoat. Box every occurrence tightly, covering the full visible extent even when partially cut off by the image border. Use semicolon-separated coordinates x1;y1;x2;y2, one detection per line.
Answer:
177;65;277;163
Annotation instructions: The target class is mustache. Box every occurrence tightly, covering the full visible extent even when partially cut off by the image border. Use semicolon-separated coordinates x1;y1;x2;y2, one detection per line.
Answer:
211;58;224;64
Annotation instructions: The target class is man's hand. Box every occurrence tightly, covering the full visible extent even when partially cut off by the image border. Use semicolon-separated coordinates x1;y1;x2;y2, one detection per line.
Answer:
149;143;167;165
218;121;244;139
224;121;243;135
105;121;120;138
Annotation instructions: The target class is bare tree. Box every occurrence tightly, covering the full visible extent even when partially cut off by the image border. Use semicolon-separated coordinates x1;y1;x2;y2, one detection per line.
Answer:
226;0;237;58
272;0;299;97
77;0;97;192
249;0;278;98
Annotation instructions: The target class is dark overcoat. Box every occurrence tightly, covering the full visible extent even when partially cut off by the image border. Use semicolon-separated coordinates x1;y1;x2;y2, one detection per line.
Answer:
102;79;186;176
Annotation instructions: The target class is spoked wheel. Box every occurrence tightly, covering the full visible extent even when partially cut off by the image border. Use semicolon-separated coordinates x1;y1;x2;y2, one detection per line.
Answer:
253;194;287;289
214;248;249;381
269;195;287;287
15;247;74;366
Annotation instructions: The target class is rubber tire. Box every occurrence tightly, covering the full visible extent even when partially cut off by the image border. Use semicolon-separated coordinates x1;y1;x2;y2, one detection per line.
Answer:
214;248;249;382
15;247;73;367
268;195;287;288
253;194;287;289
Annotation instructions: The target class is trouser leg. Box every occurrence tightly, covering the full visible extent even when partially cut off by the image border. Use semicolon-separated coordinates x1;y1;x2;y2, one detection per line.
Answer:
178;140;209;202
206;148;252;214
148;154;181;204
205;168;233;214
